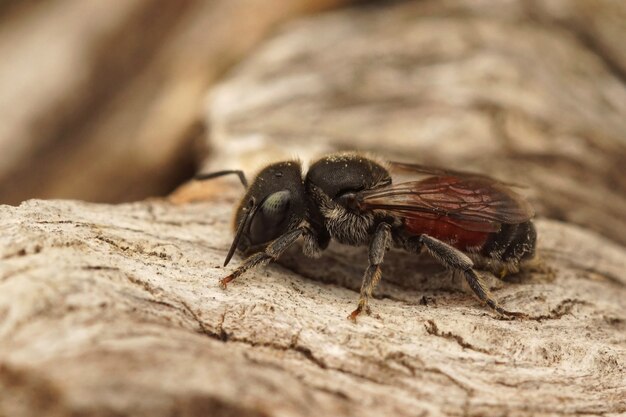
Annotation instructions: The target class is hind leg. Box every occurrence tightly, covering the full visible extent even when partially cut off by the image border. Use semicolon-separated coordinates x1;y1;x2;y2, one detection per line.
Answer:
420;235;526;317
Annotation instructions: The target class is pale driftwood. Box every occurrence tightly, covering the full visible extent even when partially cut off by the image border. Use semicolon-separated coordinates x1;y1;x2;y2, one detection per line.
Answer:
3;1;626;416
0;198;624;417
198;0;626;246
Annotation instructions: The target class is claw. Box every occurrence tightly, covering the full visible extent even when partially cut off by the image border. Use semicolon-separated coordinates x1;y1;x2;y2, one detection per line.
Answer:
347;309;361;323
498;309;528;319
219;275;234;289
347;300;366;322
493;303;527;319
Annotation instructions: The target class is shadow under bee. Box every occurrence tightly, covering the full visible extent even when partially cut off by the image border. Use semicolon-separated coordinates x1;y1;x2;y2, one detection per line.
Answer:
278;242;539;306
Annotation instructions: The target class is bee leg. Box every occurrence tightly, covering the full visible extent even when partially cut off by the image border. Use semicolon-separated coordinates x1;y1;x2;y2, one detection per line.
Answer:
348;223;392;322
419;235;526;318
219;227;306;288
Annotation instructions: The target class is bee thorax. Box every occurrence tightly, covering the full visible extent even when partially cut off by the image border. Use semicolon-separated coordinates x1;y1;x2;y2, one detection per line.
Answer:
323;206;374;246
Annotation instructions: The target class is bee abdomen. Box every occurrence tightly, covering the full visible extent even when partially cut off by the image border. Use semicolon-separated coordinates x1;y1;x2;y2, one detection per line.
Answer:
480;221;536;262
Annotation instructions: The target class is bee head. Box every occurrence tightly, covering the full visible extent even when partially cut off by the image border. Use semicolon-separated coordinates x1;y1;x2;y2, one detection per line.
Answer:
226;161;306;265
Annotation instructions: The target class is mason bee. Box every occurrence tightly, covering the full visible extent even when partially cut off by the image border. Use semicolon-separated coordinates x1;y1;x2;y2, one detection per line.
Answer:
197;152;536;320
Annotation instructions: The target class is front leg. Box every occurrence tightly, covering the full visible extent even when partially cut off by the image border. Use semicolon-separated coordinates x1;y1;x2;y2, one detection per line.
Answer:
419;234;526;317
348;222;392;322
219;226;307;288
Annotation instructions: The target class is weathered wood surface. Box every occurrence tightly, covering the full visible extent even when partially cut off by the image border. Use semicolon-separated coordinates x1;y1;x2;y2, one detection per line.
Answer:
2;1;626;416
0;198;624;417
193;0;626;246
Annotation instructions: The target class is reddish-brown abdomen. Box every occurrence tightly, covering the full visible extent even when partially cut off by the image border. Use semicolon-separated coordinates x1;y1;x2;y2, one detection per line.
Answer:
405;217;490;250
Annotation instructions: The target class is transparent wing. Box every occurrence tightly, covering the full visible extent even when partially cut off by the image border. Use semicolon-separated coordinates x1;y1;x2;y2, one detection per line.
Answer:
388;161;524;188
356;175;534;233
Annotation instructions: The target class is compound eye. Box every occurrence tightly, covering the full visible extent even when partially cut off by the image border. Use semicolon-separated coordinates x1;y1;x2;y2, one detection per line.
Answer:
248;190;291;244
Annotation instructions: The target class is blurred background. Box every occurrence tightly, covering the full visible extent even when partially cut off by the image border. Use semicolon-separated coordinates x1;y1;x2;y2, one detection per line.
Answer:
0;0;349;204
0;0;625;244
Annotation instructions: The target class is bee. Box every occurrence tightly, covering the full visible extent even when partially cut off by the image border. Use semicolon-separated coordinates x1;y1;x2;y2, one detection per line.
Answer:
197;152;536;321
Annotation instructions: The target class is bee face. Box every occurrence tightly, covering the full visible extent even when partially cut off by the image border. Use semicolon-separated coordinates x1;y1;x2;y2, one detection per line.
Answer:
232;161;306;254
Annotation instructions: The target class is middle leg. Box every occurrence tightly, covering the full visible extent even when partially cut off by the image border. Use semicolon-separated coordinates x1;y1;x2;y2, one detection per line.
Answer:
348;222;392;322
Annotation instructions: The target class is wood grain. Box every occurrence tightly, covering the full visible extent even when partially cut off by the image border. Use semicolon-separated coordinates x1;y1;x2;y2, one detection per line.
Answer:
197;0;626;245
0;199;624;417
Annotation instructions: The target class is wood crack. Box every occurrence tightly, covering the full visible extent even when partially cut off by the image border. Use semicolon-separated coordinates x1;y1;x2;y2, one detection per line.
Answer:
525;298;590;322
424;320;490;354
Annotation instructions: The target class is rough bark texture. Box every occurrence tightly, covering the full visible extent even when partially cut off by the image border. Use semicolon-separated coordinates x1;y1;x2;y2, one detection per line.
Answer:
0;198;624;417
0;0;349;205
2;1;626;416
192;0;626;246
